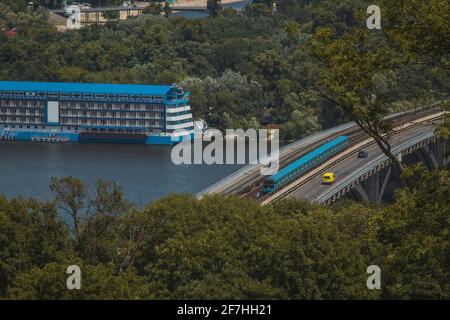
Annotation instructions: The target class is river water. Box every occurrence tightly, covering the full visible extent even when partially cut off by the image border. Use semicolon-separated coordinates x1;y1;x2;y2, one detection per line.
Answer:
0;1;255;205
0;141;242;205
173;0;253;19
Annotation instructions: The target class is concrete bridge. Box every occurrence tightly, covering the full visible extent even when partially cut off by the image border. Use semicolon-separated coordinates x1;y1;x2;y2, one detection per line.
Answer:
197;107;448;205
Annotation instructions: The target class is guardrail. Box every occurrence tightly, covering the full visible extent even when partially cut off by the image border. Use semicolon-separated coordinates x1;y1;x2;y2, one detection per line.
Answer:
315;129;436;204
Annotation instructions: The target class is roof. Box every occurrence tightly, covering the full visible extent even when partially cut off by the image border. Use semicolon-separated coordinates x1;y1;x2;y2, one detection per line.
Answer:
2;30;17;37
0;81;173;96
271;135;349;182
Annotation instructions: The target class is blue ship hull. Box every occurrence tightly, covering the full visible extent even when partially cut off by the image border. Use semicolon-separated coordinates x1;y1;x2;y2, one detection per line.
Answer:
1;130;192;145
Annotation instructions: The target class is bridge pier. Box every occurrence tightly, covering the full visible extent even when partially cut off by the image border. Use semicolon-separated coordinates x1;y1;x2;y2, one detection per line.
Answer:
413;140;448;170
346;139;448;204
416;145;438;170
353;166;392;203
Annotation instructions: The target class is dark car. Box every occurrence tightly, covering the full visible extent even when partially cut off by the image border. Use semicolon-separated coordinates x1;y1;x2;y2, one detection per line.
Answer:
357;150;368;158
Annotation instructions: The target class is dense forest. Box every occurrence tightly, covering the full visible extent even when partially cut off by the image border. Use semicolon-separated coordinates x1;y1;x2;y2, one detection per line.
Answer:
0;0;449;299
0;164;448;299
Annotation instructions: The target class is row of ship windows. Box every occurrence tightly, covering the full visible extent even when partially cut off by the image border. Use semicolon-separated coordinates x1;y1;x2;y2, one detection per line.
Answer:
2;125;163;133
1;118;44;124
84;128;160;133
59;102;167;111
0;100;189;111
0;91;166;101
0;113;164;122
0;110;190;118
4;124;50;129
0;109;44;115
0;117;163;127
60;111;163;119
0;101;44;107
60;119;164;127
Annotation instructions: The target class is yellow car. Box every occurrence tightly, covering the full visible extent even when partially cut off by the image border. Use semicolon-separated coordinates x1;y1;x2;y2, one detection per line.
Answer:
322;172;336;184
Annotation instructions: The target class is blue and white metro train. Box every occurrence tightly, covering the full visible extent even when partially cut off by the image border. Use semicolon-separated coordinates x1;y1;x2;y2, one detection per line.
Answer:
262;135;350;194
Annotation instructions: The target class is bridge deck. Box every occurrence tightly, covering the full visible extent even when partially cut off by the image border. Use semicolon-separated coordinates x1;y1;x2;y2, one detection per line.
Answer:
287;123;436;202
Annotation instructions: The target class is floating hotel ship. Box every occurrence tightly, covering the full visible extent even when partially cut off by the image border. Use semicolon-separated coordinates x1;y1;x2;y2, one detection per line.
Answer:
0;81;195;144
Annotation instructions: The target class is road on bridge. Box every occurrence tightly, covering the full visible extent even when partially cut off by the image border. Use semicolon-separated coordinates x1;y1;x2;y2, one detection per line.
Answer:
287;122;436;202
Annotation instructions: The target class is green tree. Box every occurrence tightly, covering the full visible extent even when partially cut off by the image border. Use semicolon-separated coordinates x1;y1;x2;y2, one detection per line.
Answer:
142;3;162;16
50;176;87;244
207;0;222;17
132;194;379;299
309;28;410;173
102;11;119;21
0;197;68;295
6;262;153;299
163;1;172;17
381;0;450;76
376;165;450;299
49;176;133;263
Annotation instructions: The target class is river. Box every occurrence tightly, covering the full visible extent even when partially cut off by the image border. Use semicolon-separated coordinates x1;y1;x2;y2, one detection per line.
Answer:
173;0;253;19
0;141;242;205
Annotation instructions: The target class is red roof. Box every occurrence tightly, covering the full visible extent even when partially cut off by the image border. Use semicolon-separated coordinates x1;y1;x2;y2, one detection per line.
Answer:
2;29;17;37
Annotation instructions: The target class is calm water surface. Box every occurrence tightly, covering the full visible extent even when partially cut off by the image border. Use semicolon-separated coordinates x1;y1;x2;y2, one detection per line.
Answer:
173;0;253;19
0;141;242;205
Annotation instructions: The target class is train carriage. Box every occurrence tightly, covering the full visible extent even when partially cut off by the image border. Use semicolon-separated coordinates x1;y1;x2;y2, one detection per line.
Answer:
263;136;349;194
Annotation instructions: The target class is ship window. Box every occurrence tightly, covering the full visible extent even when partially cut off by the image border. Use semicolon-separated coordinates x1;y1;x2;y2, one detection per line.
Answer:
118;95;128;99
106;94;116;99
48;92;58;98
130;95;139;100
61;93;70;98
2;91;12;95
37;92;47;97
72;93;82;98
83;94;93;98
95;94;105;99
142;95;151;100
14;91;24;96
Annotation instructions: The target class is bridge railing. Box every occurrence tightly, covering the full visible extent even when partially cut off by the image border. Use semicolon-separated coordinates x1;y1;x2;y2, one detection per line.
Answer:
315;130;436;204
